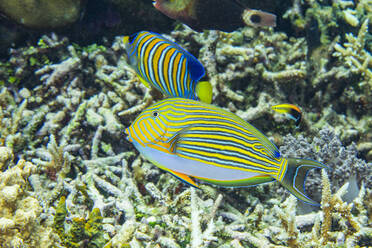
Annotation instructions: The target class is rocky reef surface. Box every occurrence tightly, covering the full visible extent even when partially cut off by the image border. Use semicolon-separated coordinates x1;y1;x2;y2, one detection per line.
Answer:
0;0;371;247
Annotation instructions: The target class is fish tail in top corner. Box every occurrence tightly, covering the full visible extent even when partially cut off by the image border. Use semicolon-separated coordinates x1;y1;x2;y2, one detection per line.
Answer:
279;158;328;205
242;9;276;27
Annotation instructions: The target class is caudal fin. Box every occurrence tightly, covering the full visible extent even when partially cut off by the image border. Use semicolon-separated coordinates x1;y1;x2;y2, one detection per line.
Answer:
280;158;328;205
196;81;213;104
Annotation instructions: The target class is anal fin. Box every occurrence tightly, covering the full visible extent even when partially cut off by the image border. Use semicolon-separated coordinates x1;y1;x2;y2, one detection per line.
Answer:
166;169;199;188
195;174;275;187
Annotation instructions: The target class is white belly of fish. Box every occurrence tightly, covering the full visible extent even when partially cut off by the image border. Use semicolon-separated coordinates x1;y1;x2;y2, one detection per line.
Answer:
133;141;261;181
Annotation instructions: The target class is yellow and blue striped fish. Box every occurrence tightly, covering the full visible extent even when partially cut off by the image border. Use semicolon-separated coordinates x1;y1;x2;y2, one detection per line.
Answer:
125;98;328;205
123;31;212;103
272;103;302;127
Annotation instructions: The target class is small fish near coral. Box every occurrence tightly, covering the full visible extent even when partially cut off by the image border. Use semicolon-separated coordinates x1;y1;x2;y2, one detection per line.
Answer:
153;0;276;32
125;98;328;205
272;103;302;127
123;31;213;103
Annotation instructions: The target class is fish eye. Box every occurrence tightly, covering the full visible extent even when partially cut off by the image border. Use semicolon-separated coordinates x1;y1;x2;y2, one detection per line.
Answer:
250;14;262;24
152;111;159;117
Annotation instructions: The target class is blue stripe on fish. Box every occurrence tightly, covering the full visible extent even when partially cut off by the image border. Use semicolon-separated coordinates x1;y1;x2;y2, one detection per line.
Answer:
123;31;212;103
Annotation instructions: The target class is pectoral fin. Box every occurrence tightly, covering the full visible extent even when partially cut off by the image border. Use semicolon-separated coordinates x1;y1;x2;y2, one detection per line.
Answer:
167;125;195;154
137;74;151;88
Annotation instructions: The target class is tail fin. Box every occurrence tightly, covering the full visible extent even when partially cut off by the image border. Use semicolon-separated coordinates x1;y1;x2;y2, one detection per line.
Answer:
196;81;213;104
280;158;328;205
242;9;277;27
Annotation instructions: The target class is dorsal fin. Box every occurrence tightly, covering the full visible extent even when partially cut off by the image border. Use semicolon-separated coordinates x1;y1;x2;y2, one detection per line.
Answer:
196;101;281;159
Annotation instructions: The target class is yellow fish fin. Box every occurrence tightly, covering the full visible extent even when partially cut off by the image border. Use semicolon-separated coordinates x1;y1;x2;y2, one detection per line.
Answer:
123;36;129;44
137;74;151;88
166;169;199;188
194;174;275;187
196;81;213;104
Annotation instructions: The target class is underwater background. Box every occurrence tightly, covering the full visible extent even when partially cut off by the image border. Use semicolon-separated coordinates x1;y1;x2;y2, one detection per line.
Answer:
0;0;371;247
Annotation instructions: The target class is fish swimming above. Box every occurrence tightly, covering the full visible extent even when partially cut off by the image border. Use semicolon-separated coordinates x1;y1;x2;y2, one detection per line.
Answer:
272;103;302;127
153;0;276;32
123;31;213;103
125;98;328;205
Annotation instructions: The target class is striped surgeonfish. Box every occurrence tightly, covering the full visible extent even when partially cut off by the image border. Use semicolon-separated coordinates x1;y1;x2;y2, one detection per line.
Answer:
125;98;328;205
123;31;212;104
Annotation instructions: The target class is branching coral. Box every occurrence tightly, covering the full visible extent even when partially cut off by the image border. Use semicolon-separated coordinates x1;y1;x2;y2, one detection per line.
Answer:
0;88;28;150
334;19;372;89
316;170;370;246
1;34;68;86
0;2;370;246
206;169;371;248
30;134;76;208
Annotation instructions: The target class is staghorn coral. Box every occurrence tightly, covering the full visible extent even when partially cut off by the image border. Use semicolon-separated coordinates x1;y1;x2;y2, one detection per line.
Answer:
207;170;371;248
0;34;68;85
334;19;372;90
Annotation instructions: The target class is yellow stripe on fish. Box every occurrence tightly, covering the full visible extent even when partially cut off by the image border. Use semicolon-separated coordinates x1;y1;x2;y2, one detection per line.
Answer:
272;103;302;127
125;98;328;205
123;31;212;103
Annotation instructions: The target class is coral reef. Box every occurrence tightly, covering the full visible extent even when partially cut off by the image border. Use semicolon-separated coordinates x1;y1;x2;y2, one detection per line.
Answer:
54;196;108;248
334;19;372;90
0;147;59;247
169;24;372;161
279;126;372;200
0;0;371;245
